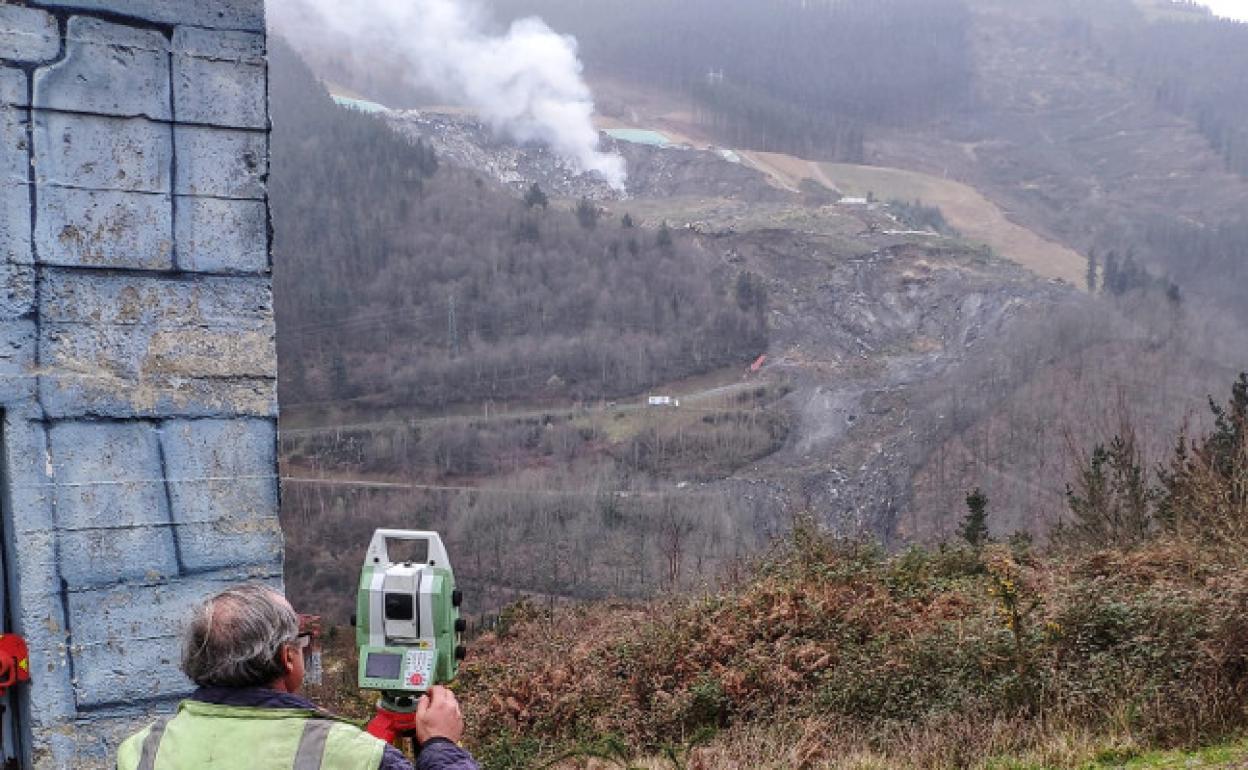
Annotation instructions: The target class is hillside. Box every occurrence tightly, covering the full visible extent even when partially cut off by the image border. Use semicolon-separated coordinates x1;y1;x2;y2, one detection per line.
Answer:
262;4;1248;767
550;0;1248;541
271;0;1248;620
271;0;1248;607
481;0;1248;312
453;538;1248;769
870;0;1248;317
269;34;1089;620
271;40;766;417
302;375;1248;768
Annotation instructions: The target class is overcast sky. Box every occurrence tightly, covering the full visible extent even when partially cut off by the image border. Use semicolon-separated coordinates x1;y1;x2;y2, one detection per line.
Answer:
1203;0;1248;20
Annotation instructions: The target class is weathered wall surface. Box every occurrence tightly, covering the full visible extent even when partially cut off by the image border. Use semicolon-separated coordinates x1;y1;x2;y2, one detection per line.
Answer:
0;2;279;766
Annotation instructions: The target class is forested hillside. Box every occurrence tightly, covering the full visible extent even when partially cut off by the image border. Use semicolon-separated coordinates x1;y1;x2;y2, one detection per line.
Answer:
487;0;1248;179
270;40;766;411
1112;15;1248;176
266;9;1248;765
485;0;1248;297
487;0;972;159
270;0;1248;618
271;40;790;620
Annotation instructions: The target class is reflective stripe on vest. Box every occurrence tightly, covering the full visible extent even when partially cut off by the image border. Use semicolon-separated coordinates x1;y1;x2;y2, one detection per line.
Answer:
117;702;386;770
134;716;339;770
136;718;169;770
294;719;336;770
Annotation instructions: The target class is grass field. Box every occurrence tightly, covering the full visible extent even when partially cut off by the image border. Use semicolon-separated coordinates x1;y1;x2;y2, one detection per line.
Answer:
820;162;1087;287
990;739;1248;769
731;151;1087;288
666;737;1248;770
739;150;833;193
592;73;1088;287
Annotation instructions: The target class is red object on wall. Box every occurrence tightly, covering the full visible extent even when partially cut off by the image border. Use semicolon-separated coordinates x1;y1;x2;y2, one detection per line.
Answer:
749;354;767;373
0;634;30;695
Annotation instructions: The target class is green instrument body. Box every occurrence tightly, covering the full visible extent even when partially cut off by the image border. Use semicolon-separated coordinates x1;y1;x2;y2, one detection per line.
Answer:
355;530;463;695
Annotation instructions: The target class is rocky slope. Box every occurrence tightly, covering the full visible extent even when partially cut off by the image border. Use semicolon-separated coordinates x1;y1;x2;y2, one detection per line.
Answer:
385;109;784;202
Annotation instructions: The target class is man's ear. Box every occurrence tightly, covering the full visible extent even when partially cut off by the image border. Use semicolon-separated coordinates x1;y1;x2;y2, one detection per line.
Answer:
280;641;298;674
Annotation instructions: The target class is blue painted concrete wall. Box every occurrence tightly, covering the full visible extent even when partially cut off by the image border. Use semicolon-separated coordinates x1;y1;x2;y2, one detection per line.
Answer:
0;2;279;766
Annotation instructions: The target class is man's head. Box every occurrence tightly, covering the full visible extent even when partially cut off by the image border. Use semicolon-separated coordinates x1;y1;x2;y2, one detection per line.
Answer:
181;584;306;693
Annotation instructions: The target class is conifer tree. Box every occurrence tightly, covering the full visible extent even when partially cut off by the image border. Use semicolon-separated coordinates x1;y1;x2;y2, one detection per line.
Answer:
1157;373;1247;532
1102;251;1120;295
961;488;990;547
576;197;599;229
657;221;673;250
524;182;549;210
1206;373;1248;476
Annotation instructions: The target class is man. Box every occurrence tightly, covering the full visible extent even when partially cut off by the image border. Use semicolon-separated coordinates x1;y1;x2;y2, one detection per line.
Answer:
117;584;479;770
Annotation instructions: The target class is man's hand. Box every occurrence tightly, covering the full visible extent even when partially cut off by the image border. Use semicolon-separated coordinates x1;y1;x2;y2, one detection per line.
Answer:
415;686;464;746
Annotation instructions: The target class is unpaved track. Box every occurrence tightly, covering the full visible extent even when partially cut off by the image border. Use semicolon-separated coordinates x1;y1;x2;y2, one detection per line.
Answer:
737;151;803;192
739;151;838;194
281;379;759;438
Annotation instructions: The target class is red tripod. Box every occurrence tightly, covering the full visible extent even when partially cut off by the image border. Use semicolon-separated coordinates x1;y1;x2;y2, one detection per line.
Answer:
366;693;422;755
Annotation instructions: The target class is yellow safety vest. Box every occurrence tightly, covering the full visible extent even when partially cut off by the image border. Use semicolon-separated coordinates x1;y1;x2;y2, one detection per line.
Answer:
116;700;387;770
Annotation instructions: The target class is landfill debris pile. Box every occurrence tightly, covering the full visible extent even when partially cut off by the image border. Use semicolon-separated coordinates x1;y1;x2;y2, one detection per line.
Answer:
386;110;784;202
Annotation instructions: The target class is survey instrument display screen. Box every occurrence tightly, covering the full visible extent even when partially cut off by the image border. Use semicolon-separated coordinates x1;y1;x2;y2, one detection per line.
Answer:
359;645;439;692
364;652;402;680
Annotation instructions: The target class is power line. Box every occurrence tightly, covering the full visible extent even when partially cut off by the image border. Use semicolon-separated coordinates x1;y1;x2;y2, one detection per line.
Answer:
281;308;436;336
279;398;763;436
12;474;278;489
0;473;719;502
283;311;689;339
279;476;721;499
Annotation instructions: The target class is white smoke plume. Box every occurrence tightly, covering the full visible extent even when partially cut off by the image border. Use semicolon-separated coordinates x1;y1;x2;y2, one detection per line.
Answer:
268;0;628;190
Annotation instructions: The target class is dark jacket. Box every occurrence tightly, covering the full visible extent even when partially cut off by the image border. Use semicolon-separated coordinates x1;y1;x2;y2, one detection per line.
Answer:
191;687;479;770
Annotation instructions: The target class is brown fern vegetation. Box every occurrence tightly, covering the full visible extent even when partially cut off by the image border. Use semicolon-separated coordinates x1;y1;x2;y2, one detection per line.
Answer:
422;375;1248;769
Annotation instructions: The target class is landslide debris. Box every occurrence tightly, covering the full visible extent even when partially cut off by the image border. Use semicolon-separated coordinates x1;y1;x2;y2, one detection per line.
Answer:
386;110;785;202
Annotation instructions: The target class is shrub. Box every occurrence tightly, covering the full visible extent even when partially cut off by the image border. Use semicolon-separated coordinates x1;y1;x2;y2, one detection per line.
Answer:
454;508;1248;766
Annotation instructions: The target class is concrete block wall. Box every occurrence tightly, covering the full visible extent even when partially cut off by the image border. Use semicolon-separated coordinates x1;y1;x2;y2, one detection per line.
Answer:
0;2;279;767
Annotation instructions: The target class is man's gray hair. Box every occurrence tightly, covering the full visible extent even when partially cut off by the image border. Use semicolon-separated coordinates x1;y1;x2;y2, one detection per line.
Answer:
181;583;300;688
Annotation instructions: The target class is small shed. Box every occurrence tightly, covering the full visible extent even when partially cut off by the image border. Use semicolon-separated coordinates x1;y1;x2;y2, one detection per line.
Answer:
648;396;680;407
